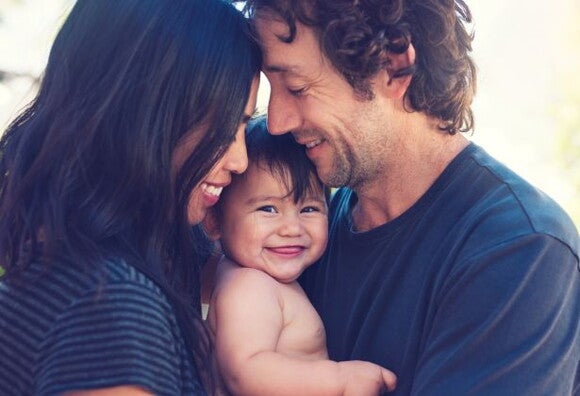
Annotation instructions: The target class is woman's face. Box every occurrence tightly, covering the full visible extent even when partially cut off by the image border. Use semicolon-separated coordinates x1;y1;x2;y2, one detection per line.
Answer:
173;76;260;225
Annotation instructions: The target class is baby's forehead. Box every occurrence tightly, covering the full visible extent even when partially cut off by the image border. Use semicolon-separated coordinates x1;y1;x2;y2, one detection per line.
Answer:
245;160;324;197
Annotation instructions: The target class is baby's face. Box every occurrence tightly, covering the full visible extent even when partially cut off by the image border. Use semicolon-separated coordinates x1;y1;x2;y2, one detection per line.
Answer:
218;163;328;283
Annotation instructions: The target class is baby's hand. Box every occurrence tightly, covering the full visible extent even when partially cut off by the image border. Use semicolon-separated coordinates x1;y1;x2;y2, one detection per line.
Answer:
338;360;397;395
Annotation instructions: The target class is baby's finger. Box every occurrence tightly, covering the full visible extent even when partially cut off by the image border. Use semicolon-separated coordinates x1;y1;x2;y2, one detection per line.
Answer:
381;368;397;392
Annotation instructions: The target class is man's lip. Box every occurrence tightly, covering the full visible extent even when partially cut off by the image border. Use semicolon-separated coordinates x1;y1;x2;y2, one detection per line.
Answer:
294;137;323;150
292;134;321;146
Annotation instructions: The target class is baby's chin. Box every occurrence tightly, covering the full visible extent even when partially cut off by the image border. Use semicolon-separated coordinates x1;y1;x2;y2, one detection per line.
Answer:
272;274;300;284
268;266;311;284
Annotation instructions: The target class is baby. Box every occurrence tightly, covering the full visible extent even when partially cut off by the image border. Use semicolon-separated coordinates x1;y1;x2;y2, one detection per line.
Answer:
203;116;396;395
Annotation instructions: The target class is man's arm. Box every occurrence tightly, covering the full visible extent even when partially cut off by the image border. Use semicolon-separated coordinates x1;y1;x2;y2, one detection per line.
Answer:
411;234;579;395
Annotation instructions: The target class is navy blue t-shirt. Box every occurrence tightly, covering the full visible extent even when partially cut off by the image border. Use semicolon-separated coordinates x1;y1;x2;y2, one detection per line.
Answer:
301;143;579;395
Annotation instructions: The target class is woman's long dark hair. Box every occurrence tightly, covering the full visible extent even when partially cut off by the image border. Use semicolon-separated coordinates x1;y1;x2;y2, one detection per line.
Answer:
0;0;261;392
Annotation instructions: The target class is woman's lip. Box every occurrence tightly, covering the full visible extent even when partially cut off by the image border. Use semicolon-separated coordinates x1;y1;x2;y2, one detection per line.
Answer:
202;191;220;206
201;182;224;196
200;182;227;206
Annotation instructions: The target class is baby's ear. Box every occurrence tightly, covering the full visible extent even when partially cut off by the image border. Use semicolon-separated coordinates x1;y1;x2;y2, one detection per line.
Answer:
202;207;221;241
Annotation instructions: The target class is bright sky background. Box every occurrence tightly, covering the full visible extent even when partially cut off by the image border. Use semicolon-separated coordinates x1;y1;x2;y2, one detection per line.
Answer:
1;0;578;226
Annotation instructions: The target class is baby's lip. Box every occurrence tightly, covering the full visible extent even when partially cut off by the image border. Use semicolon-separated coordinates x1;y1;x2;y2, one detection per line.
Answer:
267;246;305;255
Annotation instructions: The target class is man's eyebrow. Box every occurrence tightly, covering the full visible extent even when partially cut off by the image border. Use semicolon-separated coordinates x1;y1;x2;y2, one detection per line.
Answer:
262;63;299;74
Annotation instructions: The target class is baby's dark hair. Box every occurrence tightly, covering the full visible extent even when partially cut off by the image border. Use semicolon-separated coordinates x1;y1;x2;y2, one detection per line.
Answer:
241;115;329;203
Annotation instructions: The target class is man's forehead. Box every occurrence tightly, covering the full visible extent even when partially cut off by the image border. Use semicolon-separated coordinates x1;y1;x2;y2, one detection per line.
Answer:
255;17;322;74
254;12;292;44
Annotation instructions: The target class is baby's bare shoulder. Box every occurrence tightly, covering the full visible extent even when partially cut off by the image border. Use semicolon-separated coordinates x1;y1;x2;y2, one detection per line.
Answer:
213;263;282;303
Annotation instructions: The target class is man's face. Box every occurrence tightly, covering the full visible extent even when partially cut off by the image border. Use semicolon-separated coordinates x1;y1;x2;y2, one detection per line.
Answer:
255;13;399;190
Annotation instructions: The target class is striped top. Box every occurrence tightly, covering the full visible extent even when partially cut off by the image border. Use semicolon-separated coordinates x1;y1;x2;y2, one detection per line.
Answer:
0;259;205;395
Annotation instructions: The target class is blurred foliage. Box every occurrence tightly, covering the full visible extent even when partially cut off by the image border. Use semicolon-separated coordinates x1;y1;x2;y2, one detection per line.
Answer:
553;5;580;227
0;0;23;21
554;92;580;226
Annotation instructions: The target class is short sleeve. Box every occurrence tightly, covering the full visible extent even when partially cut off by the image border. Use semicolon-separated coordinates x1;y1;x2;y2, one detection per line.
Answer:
412;234;579;395
36;282;185;395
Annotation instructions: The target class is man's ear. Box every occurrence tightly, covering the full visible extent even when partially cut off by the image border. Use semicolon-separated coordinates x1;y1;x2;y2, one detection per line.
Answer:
202;207;221;241
375;43;416;99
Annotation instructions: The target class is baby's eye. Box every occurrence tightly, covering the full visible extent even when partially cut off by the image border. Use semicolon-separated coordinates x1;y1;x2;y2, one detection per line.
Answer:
301;206;321;213
257;205;277;214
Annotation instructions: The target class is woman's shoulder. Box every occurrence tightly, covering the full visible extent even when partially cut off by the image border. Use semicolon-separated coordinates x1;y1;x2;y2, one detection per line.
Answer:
0;258;200;395
0;258;174;331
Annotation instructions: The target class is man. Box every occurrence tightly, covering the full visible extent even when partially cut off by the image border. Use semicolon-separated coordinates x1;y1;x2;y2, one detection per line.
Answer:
242;0;580;394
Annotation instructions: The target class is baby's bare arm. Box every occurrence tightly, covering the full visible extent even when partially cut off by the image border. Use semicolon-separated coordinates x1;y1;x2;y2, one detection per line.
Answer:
210;267;396;395
337;361;397;396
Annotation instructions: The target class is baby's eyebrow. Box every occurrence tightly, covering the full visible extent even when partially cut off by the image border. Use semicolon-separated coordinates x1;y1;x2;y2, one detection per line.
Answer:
246;195;283;205
302;196;326;204
310;197;327;202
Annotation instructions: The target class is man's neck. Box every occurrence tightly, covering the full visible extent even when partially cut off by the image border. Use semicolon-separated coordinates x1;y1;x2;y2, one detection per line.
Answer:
351;132;469;232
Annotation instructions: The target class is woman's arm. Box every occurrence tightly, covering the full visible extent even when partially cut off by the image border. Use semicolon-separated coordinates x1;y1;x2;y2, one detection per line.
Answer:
65;386;154;396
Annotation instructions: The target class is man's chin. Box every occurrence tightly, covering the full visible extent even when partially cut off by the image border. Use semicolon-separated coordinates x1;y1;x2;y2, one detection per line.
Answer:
318;170;349;189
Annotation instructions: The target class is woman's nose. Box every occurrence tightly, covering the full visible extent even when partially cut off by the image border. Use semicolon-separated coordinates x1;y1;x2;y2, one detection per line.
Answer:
224;135;248;175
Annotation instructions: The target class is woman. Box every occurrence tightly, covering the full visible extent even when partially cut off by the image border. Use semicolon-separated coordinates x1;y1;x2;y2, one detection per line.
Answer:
0;0;260;394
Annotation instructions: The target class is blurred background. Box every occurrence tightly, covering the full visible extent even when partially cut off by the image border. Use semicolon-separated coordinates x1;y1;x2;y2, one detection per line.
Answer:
0;0;578;227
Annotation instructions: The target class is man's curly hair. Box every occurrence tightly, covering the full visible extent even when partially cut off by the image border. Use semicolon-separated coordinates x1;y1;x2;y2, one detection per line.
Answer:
242;0;477;134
